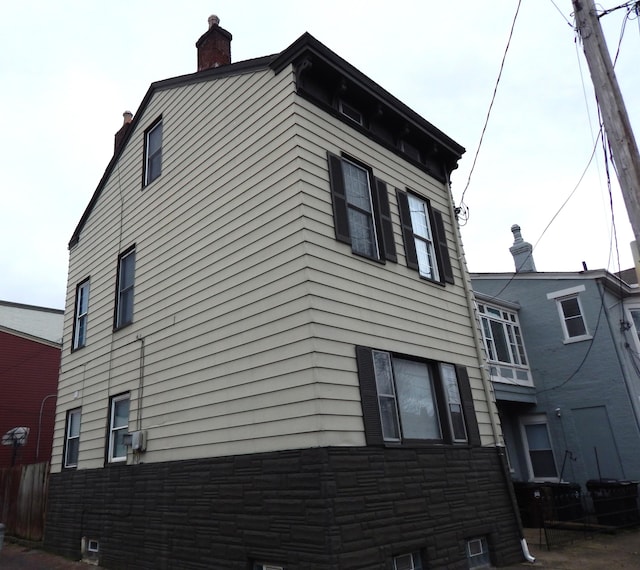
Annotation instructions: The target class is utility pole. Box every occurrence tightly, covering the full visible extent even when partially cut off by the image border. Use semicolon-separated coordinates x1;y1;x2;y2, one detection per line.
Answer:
572;0;640;244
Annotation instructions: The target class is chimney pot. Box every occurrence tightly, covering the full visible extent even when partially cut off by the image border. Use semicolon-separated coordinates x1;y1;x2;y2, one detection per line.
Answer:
123;110;133;125
509;224;537;273
208;14;220;28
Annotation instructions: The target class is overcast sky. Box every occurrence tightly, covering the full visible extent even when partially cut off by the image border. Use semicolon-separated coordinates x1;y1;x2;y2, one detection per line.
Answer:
1;1;638;310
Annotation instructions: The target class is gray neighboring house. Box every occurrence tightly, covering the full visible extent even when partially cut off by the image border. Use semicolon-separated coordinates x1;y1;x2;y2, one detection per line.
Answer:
472;225;640;492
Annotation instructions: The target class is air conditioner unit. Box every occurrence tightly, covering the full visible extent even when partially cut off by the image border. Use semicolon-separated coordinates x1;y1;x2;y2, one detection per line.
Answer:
131;430;146;452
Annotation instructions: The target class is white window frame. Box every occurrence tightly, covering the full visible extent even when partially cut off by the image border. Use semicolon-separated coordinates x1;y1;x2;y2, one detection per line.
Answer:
108;394;130;463
407;193;439;281
547;285;591;343
338;99;363;125
477;300;532;385
342;158;380;259
520;415;558;482
371;350;467;444
624;305;640;353
144;120;163;185
73;279;90;349
64;408;81;468
115;248;135;329
466;536;491;568
393;551;423;570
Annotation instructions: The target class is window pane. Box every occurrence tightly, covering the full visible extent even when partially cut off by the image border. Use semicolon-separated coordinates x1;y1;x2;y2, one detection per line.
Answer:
561;297;581;318
490;320;511;362
68;410;81;437
441;363;467;441
65;438;79;466
407;194;430;239
373;351;400;441
342;162;371;212
392;358;440;439
414;239;436;279
348;208;376;257
379;396;401;441
114;398;130;428
565;316;587;337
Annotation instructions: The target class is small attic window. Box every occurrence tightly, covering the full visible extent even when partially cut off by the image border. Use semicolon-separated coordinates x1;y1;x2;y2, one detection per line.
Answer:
339;100;363;125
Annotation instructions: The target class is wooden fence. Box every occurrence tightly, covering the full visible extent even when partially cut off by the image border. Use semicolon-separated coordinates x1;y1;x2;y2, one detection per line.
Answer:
0;462;49;541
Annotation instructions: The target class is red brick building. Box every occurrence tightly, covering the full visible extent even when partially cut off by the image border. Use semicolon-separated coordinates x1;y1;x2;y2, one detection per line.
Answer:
0;302;62;467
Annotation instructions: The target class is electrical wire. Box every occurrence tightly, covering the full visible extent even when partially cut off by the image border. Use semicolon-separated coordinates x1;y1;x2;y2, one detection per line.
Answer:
457;0;522;210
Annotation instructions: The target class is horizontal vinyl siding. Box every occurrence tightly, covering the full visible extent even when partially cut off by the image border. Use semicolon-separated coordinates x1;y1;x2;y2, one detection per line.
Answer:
54;67;352;470
293;95;495;443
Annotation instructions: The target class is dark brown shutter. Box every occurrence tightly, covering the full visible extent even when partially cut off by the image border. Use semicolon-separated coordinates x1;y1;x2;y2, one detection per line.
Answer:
395;189;419;271
373;178;397;262
327;152;351;244
431;208;454;284
455;365;481;446
355;346;384;446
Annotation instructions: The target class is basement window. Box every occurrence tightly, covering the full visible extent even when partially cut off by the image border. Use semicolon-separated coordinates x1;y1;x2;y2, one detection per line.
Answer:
467;536;490;569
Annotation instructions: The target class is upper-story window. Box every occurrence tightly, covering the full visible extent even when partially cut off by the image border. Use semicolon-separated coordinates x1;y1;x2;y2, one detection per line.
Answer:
144;118;163;186
355;346;480;446
115;246;136;330
327;152;396;263
626;306;640;350
477;301;531;384
72;279;90;350
396;189;454;284
546;285;590;342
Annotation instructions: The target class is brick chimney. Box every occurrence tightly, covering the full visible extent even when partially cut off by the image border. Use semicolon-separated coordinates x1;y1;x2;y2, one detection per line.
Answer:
509;224;537;273
114;110;133;153
196;15;232;71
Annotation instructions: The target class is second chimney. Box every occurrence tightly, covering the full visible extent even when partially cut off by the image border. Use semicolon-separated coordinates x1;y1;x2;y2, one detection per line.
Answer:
196;15;232;71
509;224;537;273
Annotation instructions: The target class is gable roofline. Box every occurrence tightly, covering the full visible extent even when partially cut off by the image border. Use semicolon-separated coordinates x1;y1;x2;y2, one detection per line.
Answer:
0;324;62;348
68;54;276;250
69;32;464;249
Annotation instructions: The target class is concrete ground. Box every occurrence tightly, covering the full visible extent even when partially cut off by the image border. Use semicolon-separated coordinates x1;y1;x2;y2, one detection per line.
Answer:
0;528;639;568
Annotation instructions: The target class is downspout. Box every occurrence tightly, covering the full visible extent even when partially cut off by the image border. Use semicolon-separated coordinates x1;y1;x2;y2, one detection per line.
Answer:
445;174;535;563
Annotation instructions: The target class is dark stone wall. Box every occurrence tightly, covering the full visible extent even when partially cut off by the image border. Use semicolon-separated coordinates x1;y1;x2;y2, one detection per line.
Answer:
44;446;523;569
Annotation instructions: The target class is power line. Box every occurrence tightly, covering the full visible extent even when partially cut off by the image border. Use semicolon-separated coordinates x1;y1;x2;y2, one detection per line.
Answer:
458;0;522;208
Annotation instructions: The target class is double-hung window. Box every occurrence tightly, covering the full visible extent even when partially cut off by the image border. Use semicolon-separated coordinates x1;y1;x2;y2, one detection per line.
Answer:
546;286;590;342
396;189;454;284
72;279;90;350
108;394;130;463
327;152;396;263
356;347;479;446
64;408;81;468
521;415;557;480
115;246;136;329
144;118;163;186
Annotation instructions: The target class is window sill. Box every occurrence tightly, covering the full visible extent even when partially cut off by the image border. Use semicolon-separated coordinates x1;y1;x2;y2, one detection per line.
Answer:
562;334;593;345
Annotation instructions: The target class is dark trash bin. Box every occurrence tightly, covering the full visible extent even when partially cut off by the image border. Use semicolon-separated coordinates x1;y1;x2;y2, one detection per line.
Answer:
513;481;582;528
586;479;640;527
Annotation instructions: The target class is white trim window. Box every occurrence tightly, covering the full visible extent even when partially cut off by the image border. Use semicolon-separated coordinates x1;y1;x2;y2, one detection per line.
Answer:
521;415;558;480
407;193;439;281
625;306;640;351
108;394;130;463
73;279;90;349
477;301;531;384
467;536;491;568
144;119;163;185
547;286;590;342
64;408;81;468
393;552;423;570
115;247;136;329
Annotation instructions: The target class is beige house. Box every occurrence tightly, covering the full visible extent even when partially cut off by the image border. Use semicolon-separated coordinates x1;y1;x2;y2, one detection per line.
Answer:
46;17;523;569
